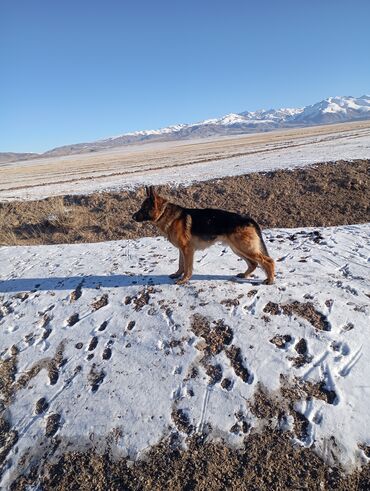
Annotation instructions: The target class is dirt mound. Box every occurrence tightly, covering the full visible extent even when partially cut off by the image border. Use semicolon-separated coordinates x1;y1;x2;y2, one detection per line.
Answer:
0;159;369;246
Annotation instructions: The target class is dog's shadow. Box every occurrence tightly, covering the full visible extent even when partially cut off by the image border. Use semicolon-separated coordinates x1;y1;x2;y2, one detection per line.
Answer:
0;273;264;293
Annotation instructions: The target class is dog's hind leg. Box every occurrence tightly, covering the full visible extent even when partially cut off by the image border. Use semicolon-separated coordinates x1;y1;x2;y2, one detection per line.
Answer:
228;243;258;279
236;259;258;279
228;230;275;285
235;249;274;285
169;251;184;279
253;252;275;285
176;246;194;285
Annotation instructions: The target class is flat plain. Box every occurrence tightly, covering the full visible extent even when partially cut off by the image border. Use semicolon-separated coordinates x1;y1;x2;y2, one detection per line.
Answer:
1;120;370;201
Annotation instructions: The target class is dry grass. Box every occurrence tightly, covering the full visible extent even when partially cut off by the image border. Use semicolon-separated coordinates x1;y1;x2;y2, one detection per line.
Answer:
0;192;134;246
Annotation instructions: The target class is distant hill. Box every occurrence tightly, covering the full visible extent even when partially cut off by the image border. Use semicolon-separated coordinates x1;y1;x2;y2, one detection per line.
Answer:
0;152;39;164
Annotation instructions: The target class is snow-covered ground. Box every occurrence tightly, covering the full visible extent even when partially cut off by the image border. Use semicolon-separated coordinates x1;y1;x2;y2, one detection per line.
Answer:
1;224;369;486
1;122;370;201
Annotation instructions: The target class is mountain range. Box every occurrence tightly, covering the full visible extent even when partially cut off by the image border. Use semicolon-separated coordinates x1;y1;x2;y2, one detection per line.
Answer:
3;95;370;161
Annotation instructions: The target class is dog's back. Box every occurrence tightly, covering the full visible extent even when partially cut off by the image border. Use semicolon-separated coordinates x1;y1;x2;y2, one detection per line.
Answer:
183;207;270;256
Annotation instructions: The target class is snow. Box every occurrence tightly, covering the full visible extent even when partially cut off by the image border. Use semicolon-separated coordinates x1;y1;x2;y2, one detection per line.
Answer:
1;224;370;486
105;124;187;140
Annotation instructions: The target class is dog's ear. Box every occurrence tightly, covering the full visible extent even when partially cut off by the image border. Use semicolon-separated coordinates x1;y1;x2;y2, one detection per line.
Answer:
146;186;156;198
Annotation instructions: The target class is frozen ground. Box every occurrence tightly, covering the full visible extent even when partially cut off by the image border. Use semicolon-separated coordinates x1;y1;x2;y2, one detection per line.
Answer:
1;121;370;201
0;224;369;486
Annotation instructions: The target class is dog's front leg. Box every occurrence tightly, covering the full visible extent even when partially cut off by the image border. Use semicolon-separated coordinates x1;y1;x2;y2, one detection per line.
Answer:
169;250;184;279
176;246;194;285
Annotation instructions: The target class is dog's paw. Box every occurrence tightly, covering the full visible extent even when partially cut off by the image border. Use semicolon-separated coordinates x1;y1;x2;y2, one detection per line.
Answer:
236;273;247;279
263;278;275;285
175;277;190;285
169;272;182;279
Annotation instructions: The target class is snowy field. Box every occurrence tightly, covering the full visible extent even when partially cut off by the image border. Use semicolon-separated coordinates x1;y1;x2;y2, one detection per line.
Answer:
1;224;369;486
1;121;370;201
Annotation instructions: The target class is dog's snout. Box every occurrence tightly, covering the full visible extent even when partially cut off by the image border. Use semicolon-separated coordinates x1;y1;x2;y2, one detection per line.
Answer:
132;210;144;222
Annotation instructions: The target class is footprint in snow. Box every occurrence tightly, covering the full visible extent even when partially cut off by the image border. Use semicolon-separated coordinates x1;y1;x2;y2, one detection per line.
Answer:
89;365;106;393
98;320;108;332
35;397;49;415
91;294;109;311
66;313;79;327
126;320;136;331
88;336;98;351
45;413;61;437
102;344;112;360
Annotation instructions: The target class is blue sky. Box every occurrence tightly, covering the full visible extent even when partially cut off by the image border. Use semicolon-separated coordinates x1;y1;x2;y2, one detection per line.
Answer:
1;0;369;153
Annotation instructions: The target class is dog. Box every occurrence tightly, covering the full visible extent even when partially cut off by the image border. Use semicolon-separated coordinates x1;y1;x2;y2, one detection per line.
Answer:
132;186;275;285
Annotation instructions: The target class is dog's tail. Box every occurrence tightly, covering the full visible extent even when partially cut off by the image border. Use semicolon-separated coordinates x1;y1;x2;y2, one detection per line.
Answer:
250;219;270;256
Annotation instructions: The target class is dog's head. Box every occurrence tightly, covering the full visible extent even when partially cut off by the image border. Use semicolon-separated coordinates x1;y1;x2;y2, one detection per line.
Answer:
132;186;166;222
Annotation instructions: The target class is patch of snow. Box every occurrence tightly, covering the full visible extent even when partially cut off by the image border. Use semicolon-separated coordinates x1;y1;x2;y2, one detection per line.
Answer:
0;224;369;486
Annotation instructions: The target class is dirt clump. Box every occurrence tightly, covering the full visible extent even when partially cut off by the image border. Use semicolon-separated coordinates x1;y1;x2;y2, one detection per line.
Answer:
70;283;83;302
45;413;61;438
35;397;49;415
191;315;233;356
220;297;240;308
0;345;18;404
269;334;292;349
91;294;109;311
225;346;251;383
125;287;157;311
204;363;223;386
0;415;18;470
171;409;194;435
301;380;337;405
263;301;330;331
295;338;308;354
88;364;106;393
66;313;79;326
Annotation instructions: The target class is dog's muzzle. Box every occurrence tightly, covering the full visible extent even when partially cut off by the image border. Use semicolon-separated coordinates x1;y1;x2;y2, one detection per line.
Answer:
132;211;144;222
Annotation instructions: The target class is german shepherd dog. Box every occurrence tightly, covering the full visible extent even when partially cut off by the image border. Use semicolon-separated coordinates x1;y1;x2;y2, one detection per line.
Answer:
132;186;275;285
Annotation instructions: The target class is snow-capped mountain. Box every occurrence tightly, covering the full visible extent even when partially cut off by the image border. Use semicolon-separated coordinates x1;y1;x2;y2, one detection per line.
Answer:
41;95;370;157
294;95;370;124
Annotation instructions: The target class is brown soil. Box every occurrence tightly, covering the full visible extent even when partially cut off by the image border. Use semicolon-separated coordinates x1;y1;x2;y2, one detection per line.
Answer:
191;314;234;356
225;346;252;383
269;334;293;349
0;159;369;246
263;301;330;331
0;346;18;404
9;429;370;491
45;414;61;438
91;294;109;311
0;415;18;468
88;364;106;393
122;286;158;312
